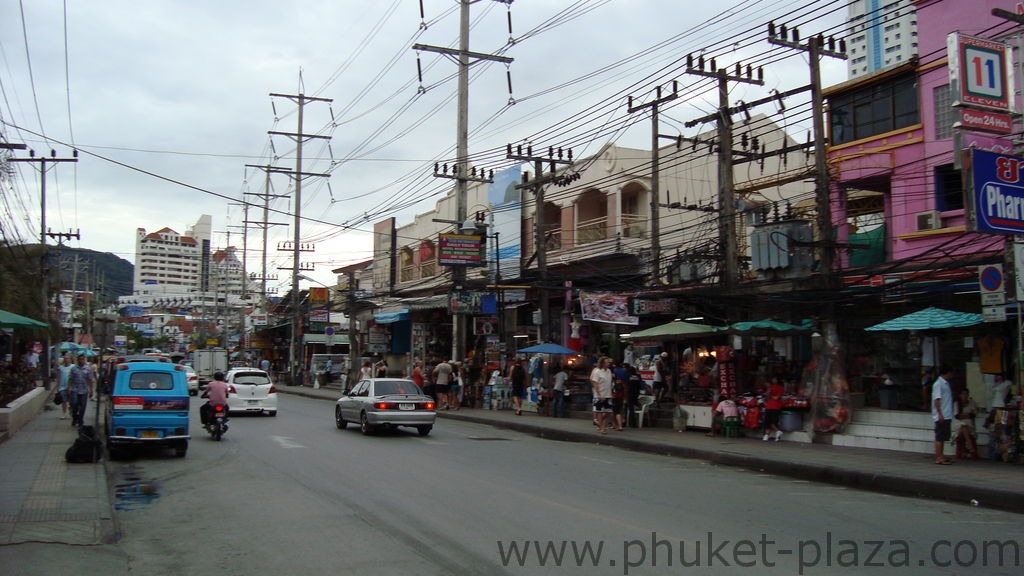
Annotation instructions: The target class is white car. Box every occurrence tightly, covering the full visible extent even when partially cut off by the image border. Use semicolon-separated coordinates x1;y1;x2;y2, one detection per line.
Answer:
185;365;199;396
225;368;278;416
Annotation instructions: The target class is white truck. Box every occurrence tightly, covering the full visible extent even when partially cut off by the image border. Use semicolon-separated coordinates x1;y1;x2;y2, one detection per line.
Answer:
192;348;229;385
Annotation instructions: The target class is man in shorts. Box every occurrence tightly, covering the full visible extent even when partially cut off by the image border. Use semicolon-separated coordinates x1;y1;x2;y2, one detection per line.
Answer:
932;365;955;465
590;357;613;434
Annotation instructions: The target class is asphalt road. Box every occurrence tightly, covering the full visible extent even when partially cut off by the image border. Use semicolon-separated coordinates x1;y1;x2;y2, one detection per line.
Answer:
7;394;1023;575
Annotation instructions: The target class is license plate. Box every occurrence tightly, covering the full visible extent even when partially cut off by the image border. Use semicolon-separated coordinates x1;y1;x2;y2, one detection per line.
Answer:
247;400;259;405
399;403;415;411
141;430;159;439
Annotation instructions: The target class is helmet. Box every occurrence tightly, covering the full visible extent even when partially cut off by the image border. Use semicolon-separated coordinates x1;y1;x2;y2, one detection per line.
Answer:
213;371;225;381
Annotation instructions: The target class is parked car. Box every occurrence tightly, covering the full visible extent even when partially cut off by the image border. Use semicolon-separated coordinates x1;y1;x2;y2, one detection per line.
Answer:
335;378;436;436
105;361;190;459
225;368;277;416
184;365;199;396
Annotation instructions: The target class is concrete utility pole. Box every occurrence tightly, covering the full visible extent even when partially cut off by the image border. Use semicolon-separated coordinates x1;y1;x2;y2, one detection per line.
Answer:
9;149;78;386
507;145;575;345
628;82;678;285
684;57;763;288
414;0;514;365
768;24;847;281
243;164;289;309
269;92;332;386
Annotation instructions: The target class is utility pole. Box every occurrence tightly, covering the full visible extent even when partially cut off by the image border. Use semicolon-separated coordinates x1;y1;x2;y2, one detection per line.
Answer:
507;144;575;345
684;56;763;288
768;23;847;281
9;149;78;386
243;164;290;309
627;82;678;284
268;92;331;386
413;0;514;364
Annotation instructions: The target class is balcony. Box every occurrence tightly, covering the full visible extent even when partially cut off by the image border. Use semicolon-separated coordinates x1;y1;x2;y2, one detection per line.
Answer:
400;264;414;283
545;228;563;251
420;261;437;278
577;215;608;245
621;213;646;239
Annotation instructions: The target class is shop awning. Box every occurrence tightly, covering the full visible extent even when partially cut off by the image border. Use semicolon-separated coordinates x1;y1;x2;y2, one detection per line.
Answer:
715;319;815;335
405;294;450;311
374;310;409;324
0;308;49;329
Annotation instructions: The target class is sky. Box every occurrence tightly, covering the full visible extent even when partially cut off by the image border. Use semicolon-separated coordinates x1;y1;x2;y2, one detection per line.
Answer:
0;0;848;294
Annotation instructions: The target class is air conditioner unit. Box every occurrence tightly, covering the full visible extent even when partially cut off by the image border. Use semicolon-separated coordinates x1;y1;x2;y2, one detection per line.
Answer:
915;210;941;231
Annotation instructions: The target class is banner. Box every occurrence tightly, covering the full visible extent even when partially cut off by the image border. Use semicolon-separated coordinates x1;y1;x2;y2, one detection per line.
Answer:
579;291;638;325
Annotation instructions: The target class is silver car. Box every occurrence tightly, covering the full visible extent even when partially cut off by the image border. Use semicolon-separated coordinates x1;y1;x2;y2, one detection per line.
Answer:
335;378;436;436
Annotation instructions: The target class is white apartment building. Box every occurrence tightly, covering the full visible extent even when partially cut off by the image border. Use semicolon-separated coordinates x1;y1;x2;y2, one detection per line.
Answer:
846;0;918;79
131;214;211;294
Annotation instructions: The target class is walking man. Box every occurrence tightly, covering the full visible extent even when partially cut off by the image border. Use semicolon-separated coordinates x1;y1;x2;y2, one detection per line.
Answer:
68;354;96;428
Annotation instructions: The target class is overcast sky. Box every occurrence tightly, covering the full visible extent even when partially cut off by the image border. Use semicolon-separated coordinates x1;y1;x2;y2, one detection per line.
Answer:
0;0;847;293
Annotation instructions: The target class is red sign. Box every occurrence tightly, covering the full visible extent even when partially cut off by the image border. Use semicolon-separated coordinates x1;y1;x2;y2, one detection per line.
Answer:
949;33;1011;111
957;108;1013;134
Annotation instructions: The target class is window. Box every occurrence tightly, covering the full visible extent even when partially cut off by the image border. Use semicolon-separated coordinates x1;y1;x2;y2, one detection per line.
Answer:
829;72;919;145
129;372;174;390
933;84;953;140
935;164;964;211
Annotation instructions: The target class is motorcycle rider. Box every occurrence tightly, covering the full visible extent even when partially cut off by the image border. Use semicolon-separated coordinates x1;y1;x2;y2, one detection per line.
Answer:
201;371;230;426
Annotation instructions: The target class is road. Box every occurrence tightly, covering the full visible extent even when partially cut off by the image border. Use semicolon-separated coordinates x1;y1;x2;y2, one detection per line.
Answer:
9;394;1024;575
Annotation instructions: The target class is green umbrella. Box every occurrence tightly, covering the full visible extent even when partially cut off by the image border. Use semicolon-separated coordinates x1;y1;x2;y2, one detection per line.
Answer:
622;320;715;341
0;308;49;329
716;319;815;335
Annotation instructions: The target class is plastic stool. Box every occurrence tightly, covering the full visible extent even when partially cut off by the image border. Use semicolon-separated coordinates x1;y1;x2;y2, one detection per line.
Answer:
722;417;741;438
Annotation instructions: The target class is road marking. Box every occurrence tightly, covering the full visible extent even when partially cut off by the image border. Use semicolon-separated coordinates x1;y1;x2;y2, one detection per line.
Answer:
270;436;305;449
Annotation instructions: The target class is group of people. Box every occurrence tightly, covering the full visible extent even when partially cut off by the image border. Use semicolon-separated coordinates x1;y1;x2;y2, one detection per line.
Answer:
929;365;1021;464
587;357;647;434
55;353;97;428
411;358;464;411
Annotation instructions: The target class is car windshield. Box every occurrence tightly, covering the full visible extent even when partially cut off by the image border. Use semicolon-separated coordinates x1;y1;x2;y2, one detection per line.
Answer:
374;380;422;396
234;373;270;386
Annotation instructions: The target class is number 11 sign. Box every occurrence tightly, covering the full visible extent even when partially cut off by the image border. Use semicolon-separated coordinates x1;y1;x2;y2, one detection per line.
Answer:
948;32;1013;111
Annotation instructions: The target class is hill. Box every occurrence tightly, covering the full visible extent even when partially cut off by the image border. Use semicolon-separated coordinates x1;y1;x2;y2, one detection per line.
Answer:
0;244;133;311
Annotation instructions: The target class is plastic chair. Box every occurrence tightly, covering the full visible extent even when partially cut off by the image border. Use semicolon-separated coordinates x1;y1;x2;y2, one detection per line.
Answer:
636;395;656;428
722;416;741;438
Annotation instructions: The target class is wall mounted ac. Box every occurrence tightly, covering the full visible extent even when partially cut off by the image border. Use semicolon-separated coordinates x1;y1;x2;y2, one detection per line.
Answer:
915;210;941;231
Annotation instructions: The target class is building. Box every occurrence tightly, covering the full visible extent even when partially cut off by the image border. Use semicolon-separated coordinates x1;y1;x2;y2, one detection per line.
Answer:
846;0;918;79
131;215;211;294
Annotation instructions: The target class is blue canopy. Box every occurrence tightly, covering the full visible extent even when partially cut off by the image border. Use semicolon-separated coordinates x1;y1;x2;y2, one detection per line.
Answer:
517;343;579;355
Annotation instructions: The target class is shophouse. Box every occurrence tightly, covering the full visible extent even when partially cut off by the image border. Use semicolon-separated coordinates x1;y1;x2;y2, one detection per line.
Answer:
821;0;1022;453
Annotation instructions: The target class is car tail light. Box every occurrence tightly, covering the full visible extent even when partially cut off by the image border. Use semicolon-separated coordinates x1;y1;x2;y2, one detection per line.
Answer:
424;402;436;410
228;385;237;394
268;385;277;394
374;402;396;410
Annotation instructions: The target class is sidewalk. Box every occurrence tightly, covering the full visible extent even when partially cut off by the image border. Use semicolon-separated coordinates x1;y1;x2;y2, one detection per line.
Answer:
282;384;1024;514
0;402;115;546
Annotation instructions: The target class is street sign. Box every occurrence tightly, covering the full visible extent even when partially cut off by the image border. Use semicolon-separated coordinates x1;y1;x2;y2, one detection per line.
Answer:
969;149;1024;235
979;264;1006;305
983;305;1007;322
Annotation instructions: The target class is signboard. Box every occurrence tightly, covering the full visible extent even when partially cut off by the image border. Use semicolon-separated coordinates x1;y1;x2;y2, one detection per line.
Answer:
956;108;1013;134
630;298;678;316
438;233;484;267
473;317;498;336
250;314;268;326
579;291;639;325
983;305;1007;322
969;149;1024;235
978;264;1006;305
948;33;1013;111
114;335;127;348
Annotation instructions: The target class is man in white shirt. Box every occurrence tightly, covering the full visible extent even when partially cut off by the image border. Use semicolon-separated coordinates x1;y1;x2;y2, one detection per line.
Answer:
931;365;955;465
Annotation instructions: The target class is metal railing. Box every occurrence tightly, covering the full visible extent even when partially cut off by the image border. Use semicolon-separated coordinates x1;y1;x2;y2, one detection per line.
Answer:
576;215;608;245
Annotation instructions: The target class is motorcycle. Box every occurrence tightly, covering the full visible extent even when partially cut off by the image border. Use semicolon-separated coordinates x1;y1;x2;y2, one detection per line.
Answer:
201;391;229;441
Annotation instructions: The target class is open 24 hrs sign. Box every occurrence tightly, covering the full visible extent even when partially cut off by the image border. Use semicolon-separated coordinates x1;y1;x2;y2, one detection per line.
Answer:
948;32;1013;111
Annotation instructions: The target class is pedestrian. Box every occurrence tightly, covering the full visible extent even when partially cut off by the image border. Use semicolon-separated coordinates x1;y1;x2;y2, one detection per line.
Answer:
590;357;613;434
762;376;784;441
611;364;625;431
375;359;388;377
57;355;73;420
433;359;453;409
510;357;526;415
360;360;373;380
932;365;955;464
260;357;270;372
709;393;739;437
67;354;96;427
653;352;670;405
411;359;425;388
449;362;462;410
625;363;642;427
954;388;978;459
552;363;569;418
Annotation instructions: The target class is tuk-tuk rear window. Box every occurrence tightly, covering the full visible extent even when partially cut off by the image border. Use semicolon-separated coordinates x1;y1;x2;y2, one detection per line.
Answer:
128;372;175;390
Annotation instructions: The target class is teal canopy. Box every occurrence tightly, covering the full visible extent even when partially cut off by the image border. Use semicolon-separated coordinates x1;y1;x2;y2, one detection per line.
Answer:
0;308;48;329
622;320;716;341
865;307;983;331
716;319;815;335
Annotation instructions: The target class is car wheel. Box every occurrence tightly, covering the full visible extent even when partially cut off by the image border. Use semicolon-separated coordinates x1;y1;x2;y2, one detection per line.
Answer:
335;406;348;429
360;412;372;435
268;411;277;417
417;425;432;437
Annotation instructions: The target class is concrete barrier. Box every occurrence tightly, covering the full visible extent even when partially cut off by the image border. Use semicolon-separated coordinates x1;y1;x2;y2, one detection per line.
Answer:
0;386;48;439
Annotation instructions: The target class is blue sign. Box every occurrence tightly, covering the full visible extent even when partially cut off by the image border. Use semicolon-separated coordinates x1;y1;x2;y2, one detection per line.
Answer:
980;265;1002;291
972;149;1024;235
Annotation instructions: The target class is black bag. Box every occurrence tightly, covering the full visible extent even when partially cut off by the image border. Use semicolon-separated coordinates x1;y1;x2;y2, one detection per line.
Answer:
53;391;63;405
65;425;102;463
